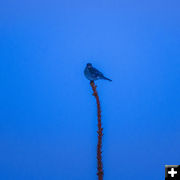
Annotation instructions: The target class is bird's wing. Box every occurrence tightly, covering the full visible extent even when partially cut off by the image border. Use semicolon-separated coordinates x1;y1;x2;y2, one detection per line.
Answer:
89;67;103;77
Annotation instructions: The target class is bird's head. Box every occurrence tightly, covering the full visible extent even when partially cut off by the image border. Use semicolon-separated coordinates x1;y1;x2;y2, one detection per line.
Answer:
87;63;92;68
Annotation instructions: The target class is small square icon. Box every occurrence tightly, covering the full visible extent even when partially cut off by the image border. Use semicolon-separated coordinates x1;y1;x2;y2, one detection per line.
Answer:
165;165;180;180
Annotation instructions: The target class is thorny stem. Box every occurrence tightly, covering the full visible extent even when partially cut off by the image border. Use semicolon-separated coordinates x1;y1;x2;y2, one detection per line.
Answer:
90;81;103;180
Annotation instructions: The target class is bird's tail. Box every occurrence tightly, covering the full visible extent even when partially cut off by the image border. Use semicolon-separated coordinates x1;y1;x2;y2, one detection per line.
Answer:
102;76;112;81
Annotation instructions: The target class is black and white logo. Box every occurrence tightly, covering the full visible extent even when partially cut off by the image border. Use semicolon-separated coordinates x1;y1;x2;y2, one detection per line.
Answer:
165;165;180;180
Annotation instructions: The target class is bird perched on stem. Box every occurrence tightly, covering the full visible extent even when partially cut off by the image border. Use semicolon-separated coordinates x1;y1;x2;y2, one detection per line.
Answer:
84;63;112;82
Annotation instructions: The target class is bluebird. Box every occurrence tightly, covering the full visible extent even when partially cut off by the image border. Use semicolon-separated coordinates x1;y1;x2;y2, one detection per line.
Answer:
84;63;112;82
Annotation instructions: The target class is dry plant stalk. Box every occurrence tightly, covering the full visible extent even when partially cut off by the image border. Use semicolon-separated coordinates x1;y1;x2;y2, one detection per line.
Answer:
90;81;103;180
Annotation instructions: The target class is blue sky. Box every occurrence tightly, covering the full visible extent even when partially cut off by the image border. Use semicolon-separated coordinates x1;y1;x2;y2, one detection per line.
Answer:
0;0;180;179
